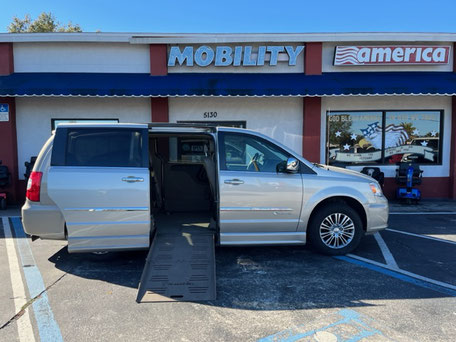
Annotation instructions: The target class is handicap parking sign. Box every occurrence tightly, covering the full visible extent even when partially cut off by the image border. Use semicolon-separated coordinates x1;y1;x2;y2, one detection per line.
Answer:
0;104;9;122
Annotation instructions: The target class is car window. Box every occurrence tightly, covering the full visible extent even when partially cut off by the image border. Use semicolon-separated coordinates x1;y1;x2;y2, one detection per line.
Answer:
220;132;290;172
65;128;144;167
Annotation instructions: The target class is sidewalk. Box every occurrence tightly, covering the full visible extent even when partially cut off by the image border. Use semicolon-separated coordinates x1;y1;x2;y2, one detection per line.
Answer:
0;205;21;217
389;199;456;213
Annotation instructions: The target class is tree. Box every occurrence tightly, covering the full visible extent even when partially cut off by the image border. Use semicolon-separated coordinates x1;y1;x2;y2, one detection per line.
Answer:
8;12;82;33
399;122;416;139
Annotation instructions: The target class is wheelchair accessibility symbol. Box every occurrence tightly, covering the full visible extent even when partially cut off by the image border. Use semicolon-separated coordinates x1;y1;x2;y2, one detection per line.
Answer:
0;104;9;121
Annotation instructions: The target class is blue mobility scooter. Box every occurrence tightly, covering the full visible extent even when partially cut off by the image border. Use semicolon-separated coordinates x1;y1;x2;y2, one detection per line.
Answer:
395;156;423;203
0;160;11;210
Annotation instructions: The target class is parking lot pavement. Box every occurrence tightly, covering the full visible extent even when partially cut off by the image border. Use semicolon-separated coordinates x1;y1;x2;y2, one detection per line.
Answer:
0;212;455;342
352;214;456;287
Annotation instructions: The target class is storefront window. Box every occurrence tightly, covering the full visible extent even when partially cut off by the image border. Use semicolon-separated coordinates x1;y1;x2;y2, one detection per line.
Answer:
384;111;441;164
327;111;383;165
326;110;442;166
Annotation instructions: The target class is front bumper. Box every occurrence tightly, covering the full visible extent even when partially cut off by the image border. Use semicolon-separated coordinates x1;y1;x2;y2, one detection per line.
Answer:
365;197;389;234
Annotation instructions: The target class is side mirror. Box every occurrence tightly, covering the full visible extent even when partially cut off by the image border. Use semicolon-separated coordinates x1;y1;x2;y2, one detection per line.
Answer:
286;157;299;173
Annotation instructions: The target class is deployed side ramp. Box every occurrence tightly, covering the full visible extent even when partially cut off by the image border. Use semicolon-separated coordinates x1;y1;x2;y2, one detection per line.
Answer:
136;213;216;302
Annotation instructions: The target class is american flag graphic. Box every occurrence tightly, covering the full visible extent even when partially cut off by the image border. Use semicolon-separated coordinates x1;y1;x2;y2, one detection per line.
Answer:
361;122;409;149
334;46;361;65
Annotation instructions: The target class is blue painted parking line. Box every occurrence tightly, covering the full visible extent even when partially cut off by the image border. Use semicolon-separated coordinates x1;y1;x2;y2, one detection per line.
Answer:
258;308;385;342
10;217;63;342
335;255;456;297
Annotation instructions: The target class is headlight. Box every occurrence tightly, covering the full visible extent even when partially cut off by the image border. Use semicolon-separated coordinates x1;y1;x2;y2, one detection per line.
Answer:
369;182;383;197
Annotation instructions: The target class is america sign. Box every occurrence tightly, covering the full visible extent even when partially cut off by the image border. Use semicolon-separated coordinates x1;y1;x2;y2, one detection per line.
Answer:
334;46;451;66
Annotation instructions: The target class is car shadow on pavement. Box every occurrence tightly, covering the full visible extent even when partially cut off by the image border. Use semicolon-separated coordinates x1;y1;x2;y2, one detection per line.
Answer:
48;247;148;289
48;243;447;310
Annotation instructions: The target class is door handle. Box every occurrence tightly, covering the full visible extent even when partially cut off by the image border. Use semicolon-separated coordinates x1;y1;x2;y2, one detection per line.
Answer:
224;179;244;185
122;176;144;183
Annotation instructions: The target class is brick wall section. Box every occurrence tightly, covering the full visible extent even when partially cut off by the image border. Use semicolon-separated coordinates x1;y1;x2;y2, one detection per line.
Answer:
0;43;13;75
450;42;456;199
151;98;169;122
451;97;456;199
0;43;18;203
302;42;323;162
150;44;168;76
302;97;322;162
304;42;322;75
0;97;19;203
383;177;450;199
150;44;169;123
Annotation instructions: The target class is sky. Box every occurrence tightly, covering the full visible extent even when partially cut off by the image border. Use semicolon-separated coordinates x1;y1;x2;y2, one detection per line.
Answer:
1;0;456;33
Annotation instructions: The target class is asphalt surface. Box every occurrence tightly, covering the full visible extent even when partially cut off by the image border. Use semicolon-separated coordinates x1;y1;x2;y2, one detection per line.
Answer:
0;212;455;341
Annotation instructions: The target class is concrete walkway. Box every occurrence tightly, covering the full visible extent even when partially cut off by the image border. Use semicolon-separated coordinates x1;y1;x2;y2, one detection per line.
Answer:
389;199;456;213
0;205;21;217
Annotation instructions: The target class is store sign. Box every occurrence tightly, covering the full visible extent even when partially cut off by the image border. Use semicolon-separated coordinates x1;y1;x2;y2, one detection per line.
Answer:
168;45;304;67
0;104;9;122
334;45;451;66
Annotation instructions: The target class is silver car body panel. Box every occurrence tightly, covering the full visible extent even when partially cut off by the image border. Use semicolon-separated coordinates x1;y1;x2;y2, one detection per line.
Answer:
219;170;303;233
22;135;66;240
47;166;151;253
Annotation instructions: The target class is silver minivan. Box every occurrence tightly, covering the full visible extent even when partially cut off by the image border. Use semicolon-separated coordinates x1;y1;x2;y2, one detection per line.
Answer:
22;123;388;255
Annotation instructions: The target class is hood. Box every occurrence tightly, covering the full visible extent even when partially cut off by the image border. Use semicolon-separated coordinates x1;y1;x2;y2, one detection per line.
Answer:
314;164;377;183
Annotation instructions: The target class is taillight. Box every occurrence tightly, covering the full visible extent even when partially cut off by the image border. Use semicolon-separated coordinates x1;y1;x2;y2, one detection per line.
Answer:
26;171;43;202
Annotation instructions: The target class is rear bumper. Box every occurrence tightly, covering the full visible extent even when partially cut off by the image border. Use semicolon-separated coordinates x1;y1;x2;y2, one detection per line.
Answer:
365;198;389;234
21;200;65;240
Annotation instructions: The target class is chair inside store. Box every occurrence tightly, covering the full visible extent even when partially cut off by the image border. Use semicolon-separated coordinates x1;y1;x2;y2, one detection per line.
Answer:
360;167;385;188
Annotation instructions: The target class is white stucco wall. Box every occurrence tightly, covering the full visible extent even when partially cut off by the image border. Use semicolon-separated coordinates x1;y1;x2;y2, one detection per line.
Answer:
320;96;452;178
14;43;150;73
15;97;151;179
322;42;454;72
169;97;303;154
168;43;304;73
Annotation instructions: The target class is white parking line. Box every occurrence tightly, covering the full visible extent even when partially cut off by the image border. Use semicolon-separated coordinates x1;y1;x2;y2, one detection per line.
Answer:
390;212;456;215
386;228;456;246
2;217;36;342
347;253;456;292
373;232;399;269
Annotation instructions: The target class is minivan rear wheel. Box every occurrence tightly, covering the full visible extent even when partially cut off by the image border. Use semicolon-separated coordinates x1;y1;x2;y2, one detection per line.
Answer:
308;203;363;255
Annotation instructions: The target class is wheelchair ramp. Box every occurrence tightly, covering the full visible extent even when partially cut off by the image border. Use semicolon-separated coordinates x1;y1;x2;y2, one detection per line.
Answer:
137;214;216;302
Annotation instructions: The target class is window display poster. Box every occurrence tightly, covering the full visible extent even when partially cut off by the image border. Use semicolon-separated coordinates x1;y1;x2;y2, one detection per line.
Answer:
327;111;441;165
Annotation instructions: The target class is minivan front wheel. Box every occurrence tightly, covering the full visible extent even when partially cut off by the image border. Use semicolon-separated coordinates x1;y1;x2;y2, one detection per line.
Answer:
308;203;363;255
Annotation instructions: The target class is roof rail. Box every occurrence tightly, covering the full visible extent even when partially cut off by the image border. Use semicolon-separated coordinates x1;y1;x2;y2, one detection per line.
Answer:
147;122;219;132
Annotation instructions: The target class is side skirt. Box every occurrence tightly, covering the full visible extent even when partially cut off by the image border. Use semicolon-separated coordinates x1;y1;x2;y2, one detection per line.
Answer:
219;232;306;245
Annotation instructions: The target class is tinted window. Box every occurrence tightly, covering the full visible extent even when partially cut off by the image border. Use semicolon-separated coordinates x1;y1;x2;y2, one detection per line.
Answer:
65;128;144;167
220;133;290;172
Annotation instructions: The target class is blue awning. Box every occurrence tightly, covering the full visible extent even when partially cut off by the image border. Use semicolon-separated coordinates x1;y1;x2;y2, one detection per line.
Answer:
0;72;456;97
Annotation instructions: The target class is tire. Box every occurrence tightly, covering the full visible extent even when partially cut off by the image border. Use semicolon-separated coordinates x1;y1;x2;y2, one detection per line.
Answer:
0;198;6;210
308;202;363;256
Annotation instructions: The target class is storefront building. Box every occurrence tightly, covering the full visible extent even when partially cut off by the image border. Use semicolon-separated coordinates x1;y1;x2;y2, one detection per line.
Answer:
0;32;455;203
